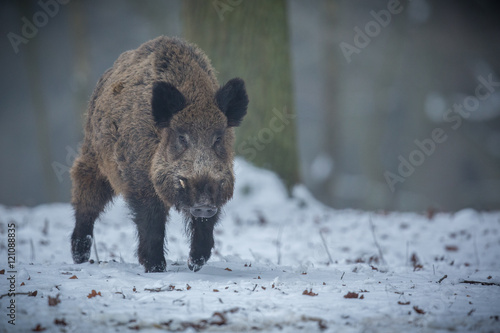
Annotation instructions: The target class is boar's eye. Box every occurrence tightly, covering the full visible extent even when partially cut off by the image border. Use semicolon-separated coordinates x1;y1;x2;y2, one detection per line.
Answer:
213;135;226;158
178;135;188;145
172;133;188;157
170;130;189;157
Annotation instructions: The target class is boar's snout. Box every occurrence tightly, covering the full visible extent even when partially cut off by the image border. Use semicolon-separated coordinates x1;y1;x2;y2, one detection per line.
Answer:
174;173;231;219
190;204;217;218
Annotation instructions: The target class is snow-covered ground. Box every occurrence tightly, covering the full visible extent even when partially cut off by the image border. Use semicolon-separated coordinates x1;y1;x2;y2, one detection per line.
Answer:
1;158;499;332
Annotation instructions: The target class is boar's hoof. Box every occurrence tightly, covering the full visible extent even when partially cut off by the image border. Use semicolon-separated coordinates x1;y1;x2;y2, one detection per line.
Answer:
190;205;217;219
71;234;93;264
188;257;207;272
144;260;167;273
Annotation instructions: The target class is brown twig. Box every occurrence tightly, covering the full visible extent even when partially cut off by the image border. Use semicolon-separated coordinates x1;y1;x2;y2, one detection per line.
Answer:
438;275;448;283
369;218;387;266
461;280;500;287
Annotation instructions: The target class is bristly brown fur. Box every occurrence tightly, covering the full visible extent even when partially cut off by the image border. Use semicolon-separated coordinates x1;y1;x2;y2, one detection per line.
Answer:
70;36;248;273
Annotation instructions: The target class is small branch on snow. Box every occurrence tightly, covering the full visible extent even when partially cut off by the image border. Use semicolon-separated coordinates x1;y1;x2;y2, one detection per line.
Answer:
405;241;409;269
319;230;333;265
93;235;100;263
249;249;258;263
276;225;283;266
369;218;387;266
473;234;480;269
30;239;35;262
0;292;37;299
460;280;500;287
438;275;448;283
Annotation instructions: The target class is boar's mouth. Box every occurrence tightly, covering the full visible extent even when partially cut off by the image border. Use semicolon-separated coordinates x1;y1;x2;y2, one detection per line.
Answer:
170;173;232;219
189;204;218;218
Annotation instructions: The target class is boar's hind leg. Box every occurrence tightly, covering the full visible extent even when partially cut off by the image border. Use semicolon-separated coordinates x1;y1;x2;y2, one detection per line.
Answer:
128;195;167;273
187;216;217;272
71;156;114;264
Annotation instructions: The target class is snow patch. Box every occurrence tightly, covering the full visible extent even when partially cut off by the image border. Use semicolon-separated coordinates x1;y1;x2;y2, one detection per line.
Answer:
0;158;499;332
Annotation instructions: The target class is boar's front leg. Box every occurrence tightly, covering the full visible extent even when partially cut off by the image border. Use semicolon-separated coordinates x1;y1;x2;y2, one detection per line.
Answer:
71;155;114;264
128;194;167;273
187;215;217;272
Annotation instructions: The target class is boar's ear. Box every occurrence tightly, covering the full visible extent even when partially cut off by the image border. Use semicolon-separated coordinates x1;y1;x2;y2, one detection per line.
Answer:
152;81;186;128
215;78;249;127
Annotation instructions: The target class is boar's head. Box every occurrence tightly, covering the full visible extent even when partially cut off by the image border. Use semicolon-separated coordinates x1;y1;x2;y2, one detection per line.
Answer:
151;78;248;219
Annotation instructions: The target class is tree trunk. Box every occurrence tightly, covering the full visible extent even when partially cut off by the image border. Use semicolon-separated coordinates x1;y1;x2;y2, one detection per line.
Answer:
183;0;299;190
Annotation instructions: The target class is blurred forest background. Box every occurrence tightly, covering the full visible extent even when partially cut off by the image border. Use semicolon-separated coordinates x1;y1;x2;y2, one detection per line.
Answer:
1;0;499;211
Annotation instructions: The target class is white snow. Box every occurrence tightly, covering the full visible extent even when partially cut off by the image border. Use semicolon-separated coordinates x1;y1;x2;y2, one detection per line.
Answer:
1;157;499;332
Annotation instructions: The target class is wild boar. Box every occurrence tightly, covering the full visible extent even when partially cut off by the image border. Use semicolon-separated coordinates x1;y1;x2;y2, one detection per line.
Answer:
70;36;248;272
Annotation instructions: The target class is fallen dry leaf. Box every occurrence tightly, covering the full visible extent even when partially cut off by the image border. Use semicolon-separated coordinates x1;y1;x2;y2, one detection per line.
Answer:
87;290;102;299
411;253;423;271
413;306;426;315
54;318;67;326
210;312;227;326
303;289;318;296
343;292;359;299
48;294;60;306
32;324;46;331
